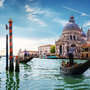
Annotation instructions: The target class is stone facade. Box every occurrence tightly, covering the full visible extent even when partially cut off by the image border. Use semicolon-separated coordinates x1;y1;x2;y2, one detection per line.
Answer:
55;15;90;58
17;48;39;58
38;44;53;56
80;44;90;59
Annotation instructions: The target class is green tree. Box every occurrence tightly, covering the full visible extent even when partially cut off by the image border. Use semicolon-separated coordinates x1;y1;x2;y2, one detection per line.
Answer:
50;45;55;54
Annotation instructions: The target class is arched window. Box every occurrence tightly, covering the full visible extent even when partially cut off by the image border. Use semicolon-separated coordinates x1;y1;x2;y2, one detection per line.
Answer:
73;36;75;40
70;35;72;40
60;45;62;54
71;44;76;47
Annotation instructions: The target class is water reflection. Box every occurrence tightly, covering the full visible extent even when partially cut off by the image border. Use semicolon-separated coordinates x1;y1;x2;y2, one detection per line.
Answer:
20;63;32;81
21;63;32;72
62;74;84;84
0;78;1;88
1;58;90;90
6;71;20;90
54;73;90;90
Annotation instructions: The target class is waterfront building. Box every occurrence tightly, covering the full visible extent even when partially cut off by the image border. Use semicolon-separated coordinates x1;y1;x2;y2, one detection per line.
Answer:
17;48;39;58
38;44;53;56
80;44;90;59
55;15;90;58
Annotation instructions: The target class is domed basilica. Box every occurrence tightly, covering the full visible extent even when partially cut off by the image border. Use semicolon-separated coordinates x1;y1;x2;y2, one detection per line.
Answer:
55;15;90;58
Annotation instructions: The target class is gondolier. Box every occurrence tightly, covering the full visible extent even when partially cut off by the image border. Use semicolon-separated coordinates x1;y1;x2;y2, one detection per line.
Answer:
24;49;27;59
68;45;76;66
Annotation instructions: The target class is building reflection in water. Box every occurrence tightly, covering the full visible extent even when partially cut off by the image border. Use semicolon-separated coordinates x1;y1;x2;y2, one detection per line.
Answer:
6;71;20;90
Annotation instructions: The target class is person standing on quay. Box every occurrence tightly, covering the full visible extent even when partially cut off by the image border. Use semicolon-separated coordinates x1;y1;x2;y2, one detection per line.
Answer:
68;45;76;66
27;52;30;58
24;49;27;59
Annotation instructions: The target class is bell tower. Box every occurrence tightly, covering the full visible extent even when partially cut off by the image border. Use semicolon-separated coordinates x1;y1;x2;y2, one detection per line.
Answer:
87;29;90;41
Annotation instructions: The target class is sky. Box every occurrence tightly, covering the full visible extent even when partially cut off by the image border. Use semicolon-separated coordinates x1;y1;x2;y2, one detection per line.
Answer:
0;0;90;55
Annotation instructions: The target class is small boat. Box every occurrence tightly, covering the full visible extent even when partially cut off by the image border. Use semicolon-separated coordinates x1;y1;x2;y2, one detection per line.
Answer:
60;59;90;75
48;56;59;59
19;57;33;63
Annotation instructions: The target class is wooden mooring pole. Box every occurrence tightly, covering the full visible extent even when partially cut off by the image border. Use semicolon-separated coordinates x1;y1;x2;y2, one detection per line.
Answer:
8;18;14;72
15;57;20;72
6;34;8;70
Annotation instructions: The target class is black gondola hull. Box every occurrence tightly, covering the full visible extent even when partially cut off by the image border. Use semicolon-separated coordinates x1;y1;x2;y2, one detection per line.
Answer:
60;60;90;75
19;57;33;63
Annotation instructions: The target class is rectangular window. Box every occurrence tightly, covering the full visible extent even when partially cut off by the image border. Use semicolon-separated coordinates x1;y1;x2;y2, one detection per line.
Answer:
85;48;88;52
86;54;88;58
82;54;84;58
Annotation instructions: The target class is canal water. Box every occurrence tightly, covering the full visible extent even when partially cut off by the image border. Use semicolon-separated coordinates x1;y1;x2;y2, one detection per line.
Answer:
0;57;90;90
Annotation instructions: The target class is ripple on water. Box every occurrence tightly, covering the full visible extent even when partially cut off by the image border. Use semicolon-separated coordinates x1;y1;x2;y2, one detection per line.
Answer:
1;58;90;90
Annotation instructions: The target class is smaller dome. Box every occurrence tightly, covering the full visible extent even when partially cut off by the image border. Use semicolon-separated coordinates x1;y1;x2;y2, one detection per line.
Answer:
81;31;86;37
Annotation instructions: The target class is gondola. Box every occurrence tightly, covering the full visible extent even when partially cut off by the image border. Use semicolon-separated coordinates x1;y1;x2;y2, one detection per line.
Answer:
19;57;33;63
60;59;90;75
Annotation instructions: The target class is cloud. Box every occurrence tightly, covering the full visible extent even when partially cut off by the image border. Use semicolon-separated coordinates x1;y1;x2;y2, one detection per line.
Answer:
0;0;4;7
13;37;56;55
13;26;34;31
62;6;90;17
25;5;46;26
25;3;61;27
25;5;33;12
52;17;68;27
81;13;86;16
83;21;90;27
38;22;46;26
43;30;57;35
0;36;56;55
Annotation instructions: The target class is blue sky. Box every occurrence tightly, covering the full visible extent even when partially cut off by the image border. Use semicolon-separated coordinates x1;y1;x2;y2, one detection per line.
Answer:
0;0;90;55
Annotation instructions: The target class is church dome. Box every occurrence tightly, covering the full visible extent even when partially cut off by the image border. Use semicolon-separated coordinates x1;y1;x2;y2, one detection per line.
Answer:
63;15;81;31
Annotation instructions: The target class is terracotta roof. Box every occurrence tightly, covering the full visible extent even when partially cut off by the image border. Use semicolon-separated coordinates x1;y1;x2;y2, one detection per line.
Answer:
23;51;38;53
83;44;90;47
38;44;53;47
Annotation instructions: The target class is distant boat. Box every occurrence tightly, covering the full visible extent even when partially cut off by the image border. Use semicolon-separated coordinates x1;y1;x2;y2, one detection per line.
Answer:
48;56;59;59
60;59;90;75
